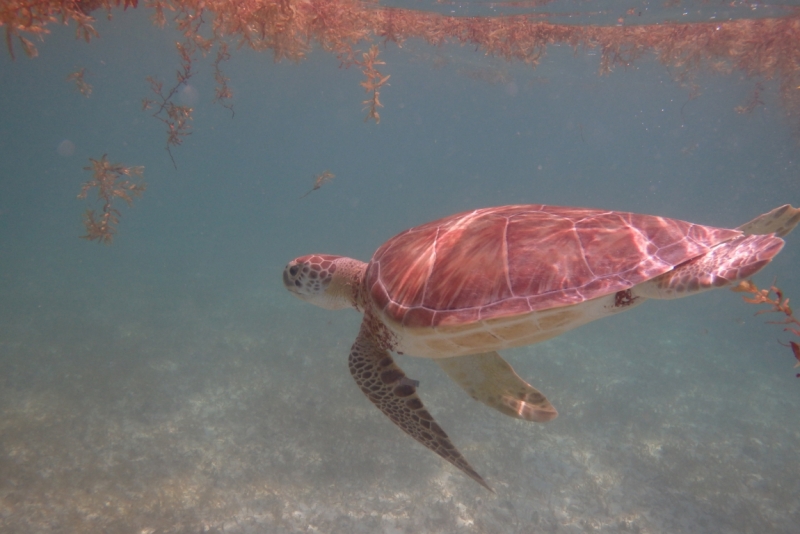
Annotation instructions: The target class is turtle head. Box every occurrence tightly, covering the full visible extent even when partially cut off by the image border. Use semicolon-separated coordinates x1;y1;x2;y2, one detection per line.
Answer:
283;254;367;310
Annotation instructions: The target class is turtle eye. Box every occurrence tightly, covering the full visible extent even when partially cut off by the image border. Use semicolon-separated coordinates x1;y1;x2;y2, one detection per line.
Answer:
289;264;300;276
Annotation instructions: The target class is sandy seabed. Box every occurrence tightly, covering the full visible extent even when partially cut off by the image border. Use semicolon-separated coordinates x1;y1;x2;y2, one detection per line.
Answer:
1;283;798;534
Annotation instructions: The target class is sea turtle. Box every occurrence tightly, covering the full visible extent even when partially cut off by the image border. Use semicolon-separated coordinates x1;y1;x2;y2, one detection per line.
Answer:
283;204;800;490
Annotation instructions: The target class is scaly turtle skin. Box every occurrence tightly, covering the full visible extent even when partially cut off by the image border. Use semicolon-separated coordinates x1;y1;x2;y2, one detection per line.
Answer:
283;204;800;491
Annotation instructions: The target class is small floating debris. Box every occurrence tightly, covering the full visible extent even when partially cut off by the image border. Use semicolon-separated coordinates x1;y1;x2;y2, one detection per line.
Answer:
300;170;335;199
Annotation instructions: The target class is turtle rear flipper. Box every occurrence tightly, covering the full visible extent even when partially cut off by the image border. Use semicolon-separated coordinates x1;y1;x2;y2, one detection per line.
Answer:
737;204;800;237
349;321;493;492
637;234;784;299
437;352;557;423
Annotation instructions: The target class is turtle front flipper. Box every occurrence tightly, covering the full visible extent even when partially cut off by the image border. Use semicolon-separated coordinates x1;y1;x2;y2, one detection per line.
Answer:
348;322;492;492
437;352;558;423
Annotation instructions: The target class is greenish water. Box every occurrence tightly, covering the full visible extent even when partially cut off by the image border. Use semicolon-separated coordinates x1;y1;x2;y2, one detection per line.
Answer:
1;4;799;533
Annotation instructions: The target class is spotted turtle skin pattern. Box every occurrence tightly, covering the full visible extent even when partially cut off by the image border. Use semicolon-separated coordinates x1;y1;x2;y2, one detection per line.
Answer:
347;318;492;490
283;254;339;294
